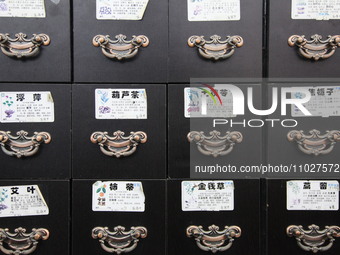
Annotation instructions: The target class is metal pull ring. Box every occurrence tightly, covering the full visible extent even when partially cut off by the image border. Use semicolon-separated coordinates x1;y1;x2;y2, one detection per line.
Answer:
93;34;149;60
92;226;147;254
187;130;243;157
186;225;241;253
0;227;49;255
90;130;147;158
287;129;340;156
0;33;50;59
287;225;340;253
0;130;51;158
188;35;243;61
288;34;340;60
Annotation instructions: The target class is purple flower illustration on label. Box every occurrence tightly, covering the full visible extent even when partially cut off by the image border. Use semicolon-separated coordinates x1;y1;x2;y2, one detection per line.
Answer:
0;188;8;211
4;109;14;118
99;106;111;114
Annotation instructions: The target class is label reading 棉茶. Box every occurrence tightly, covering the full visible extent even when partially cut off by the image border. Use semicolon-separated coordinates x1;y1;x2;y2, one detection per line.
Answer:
96;0;149;20
0;0;46;18
292;0;340;20
92;181;145;212
287;180;339;211
184;87;236;118
182;180;234;211
0;185;49;217
0;91;54;123
187;0;240;21
291;86;340;117
95;88;147;119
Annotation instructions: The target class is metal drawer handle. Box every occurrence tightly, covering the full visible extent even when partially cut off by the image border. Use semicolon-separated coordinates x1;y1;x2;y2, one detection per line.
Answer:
287;129;340;156
0;130;51;158
287;225;340;253
0;33;50;59
288;34;340;60
92;226;147;254
187;130;243;157
186;225;241;253
93;34;149;60
188;35;243;61
90;130;147;158
0;227;49;255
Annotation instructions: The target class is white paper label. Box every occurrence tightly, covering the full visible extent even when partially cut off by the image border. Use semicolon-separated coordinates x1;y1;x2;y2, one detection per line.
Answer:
182;180;234;211
187;0;240;21
0;185;49;217
292;0;340;20
184;87;235;118
92;181;145;212
287;180;339;211
0;91;54;123
96;0;149;20
95;89;147;119
291;86;340;117
0;0;46;18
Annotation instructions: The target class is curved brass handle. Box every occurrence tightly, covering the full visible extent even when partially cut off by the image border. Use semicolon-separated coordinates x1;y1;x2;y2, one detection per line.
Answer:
90;130;147;158
287;225;340;253
186;225;241;253
0;33;50;59
93;34;149;60
92;226;147;254
0;130;51;158
287;129;340;156
288;34;340;60
187;130;243;157
0;227;49;255
188;35;243;61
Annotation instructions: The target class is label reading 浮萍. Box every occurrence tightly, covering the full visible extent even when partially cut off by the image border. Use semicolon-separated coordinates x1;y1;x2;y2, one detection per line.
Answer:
0;185;49;217
0;0;46;18
187;0;240;21
182;180;234;211
292;0;340;20
0;91;54;123
95;89;147;119
96;0;149;20
291;86;340;117
184;87;236;118
92;181;145;212
287;180;339;211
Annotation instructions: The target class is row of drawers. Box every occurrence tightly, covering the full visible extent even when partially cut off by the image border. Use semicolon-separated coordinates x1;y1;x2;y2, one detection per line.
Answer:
1;83;339;179
1;0;340;82
0;179;339;255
